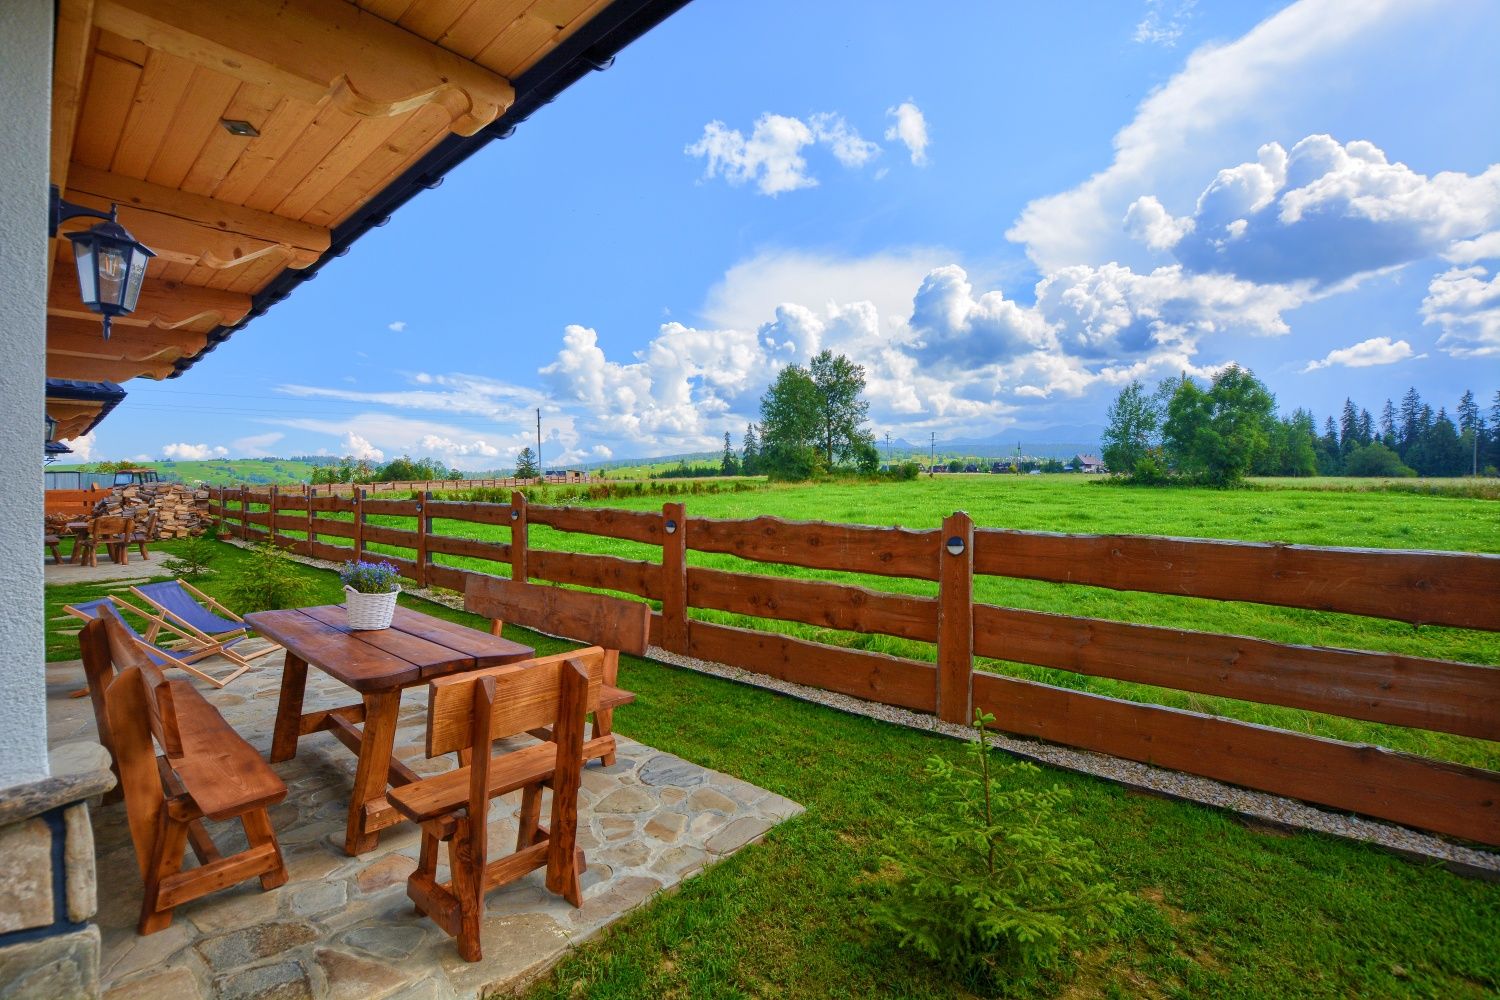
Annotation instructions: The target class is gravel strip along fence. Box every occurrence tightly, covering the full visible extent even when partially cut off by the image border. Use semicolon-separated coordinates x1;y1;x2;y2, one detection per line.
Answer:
226;536;1500;880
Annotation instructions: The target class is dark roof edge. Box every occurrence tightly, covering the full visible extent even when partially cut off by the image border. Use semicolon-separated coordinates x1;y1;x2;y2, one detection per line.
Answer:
45;377;128;435
169;0;694;378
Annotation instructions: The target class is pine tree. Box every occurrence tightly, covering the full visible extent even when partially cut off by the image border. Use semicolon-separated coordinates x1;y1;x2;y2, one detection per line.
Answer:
1457;389;1480;434
720;431;740;475
1356;408;1374;446
741;422;760;476
1339;398;1360;457
1379;399;1397;448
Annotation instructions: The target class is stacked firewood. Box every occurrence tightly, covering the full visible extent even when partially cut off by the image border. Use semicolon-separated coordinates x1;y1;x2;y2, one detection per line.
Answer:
91;483;211;538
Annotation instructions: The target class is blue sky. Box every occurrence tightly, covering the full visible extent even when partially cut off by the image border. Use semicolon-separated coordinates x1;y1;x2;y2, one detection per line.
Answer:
72;0;1500;468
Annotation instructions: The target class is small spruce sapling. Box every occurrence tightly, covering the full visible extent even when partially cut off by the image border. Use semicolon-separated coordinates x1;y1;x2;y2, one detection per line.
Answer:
873;710;1128;978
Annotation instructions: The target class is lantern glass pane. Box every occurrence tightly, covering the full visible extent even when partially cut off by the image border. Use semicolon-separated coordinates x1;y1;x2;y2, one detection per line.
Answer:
123;246;149;312
72;240;98;307
97;245;128;309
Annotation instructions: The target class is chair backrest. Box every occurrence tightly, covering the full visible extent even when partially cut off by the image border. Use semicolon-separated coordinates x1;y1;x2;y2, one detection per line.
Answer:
463;576;650;655
424;648;605;757
91;514;131;539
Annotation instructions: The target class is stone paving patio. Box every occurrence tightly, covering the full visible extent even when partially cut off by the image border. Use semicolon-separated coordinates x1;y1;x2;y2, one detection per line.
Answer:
45;651;803;999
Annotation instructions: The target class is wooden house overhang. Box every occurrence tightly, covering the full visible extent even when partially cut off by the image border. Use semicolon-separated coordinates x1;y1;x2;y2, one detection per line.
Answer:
46;0;690;425
44;377;128;443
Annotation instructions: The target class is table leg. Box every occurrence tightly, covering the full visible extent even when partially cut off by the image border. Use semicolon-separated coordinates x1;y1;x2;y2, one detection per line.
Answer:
345;690;400;856
270;653;308;764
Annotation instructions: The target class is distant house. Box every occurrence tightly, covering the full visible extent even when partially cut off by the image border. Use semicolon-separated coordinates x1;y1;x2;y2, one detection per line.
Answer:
963;463;979;473
1075;454;1106;473
990;462;1007;474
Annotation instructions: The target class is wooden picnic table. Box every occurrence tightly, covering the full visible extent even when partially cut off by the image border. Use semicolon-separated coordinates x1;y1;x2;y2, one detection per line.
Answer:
244;604;534;855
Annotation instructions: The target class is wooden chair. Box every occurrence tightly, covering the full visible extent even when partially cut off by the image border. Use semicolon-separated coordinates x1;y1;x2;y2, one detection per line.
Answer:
129;509;157;560
388;650;611;962
77;514;131;566
463;576;649;766
84;617;288;933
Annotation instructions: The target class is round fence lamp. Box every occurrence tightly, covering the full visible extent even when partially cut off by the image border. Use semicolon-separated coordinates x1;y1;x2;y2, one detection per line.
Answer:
66;206;155;341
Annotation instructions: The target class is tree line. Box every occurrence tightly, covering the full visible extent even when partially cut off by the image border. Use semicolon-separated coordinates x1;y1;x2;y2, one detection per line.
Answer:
1103;368;1498;486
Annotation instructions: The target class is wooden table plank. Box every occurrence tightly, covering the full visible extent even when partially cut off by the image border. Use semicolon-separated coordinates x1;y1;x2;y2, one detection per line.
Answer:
246;607;426;690
299;604;473;677
386;605;533;669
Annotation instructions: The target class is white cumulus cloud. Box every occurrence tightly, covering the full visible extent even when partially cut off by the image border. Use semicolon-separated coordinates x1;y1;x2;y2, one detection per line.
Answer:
162;442;229;461
388;321;407;332
1133;0;1196;46
1302;336;1420;372
687;111;887;195
59;432;95;462
1124;195;1195;251
339;432;384;462
884;101;929;166
809;113;881;167
1423;265;1500;358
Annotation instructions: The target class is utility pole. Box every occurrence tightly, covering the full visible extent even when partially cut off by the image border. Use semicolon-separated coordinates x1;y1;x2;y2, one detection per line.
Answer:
536;408;543;481
886;432;891;466
929;431;935;477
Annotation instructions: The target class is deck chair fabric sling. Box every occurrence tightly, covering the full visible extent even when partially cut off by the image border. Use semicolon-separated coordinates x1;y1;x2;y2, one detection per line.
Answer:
389;650;606;962
129;580;281;671
64;597;250;688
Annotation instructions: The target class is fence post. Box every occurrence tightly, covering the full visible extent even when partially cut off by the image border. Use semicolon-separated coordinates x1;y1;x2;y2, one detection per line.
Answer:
239;487;249;540
353;488;366;562
268;485;280;548
510;490;529;583
415;490;430;588
305;484;315;556
661;501;688;654
936;510;975;725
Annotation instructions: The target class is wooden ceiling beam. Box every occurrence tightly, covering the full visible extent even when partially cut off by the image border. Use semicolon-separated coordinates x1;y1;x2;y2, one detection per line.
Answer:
48;316;208;362
95;0;516;137
66;164;329;267
47;352;178;382
51;0;96;190
49;261;252;330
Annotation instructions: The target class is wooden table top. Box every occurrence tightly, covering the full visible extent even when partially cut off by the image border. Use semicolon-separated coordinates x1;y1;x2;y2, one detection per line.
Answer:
245;604;533;692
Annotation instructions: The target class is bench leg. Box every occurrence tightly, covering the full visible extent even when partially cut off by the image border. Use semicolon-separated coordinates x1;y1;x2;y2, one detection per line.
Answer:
413;827;441;916
516;783;543;851
592;711;616;767
139;813;188;935
270;653;308;763
241;808;287;890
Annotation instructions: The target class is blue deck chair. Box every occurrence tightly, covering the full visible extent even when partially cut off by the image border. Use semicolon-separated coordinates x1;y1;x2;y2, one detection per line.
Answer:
64;597;250;688
128;580;281;675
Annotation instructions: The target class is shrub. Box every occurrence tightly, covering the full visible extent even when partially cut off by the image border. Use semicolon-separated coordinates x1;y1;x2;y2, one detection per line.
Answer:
224;542;313;613
159;529;218;580
873;711;1128;979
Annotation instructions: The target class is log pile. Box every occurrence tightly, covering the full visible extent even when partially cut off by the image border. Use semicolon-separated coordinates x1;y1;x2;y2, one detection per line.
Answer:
91;483;211;538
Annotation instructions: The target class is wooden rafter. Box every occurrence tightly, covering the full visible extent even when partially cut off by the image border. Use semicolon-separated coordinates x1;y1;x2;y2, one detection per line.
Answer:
48;262;252;330
47;353;179;382
48;316;209;362
50;0;96;191
95;0;516;137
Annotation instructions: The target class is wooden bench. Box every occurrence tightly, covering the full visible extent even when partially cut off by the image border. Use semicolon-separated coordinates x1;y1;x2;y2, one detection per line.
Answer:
82;617;288;934
464;576;649;766
388;650;606;961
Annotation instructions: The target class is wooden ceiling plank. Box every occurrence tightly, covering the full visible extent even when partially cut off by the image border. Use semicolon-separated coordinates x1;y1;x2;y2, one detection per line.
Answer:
513;0;610;75
477;14;558;78
68;164;331;256
71;52;142;170
438;0;530;61
358;0;419;23
178;83;283;197
49;317;209;362
274;113;408;220
110;49;197;179
145;66;242;190
397;0;479;47
95;0;516;137
301;105;450;228
51;0;97;189
242;102;361;214
95;28;148;65
209;97;324;207
49;261;252;330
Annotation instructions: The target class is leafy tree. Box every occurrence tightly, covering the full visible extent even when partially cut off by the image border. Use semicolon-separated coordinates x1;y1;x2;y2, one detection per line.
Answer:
947;459;964;473
514;446;539;479
1100;380;1160;475
1344;442;1416;477
720;431;740;475
808;350;874;467
759;364;824;480
741;423;761;476
1161;365;1276;486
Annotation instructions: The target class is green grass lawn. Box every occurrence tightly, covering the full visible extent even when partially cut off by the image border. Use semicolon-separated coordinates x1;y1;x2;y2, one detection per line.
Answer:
275;476;1500;769
43;537;1500;999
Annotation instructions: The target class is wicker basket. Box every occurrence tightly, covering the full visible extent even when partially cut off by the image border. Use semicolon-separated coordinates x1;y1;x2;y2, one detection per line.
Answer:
344;585;399;630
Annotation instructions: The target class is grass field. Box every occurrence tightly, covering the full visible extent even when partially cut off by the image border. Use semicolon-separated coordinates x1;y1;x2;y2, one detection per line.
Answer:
42;538;1500;999
295;475;1500;769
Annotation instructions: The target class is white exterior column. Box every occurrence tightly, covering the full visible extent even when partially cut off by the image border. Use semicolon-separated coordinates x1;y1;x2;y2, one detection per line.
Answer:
0;0;54;788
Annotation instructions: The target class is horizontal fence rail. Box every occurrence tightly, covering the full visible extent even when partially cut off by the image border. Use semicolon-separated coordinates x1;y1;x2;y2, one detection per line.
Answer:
208;485;1500;846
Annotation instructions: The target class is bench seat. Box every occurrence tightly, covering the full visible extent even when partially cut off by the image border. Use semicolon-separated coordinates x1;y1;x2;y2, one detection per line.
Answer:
164;680;286;821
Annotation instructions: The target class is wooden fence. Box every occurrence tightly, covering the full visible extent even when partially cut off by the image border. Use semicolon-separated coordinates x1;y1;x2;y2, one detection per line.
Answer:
304;473;588;495
206;485;1500;846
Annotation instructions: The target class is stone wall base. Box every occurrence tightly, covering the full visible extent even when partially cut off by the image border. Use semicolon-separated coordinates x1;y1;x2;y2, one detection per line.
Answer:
0;925;101;999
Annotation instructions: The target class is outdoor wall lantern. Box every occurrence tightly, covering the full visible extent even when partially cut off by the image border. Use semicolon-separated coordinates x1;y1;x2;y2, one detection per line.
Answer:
945;535;966;556
45;413;57;444
49;185;156;340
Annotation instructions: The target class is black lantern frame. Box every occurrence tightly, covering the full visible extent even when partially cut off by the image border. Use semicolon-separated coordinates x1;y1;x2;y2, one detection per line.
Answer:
48;185;156;340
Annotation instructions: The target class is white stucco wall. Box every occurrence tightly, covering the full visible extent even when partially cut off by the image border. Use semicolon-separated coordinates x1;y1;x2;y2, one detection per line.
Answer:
0;0;55;788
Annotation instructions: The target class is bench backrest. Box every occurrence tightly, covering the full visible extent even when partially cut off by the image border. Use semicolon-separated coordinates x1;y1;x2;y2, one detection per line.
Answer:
425;647;605;757
91;514;132;540
464;576;650;656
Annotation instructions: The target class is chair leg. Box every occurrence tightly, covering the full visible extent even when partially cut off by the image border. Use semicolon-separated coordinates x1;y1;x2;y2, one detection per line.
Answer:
413;827;441;916
241;808;287;890
593;710;616;767
447;816;483;962
139;812;189;935
516;783;543;850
